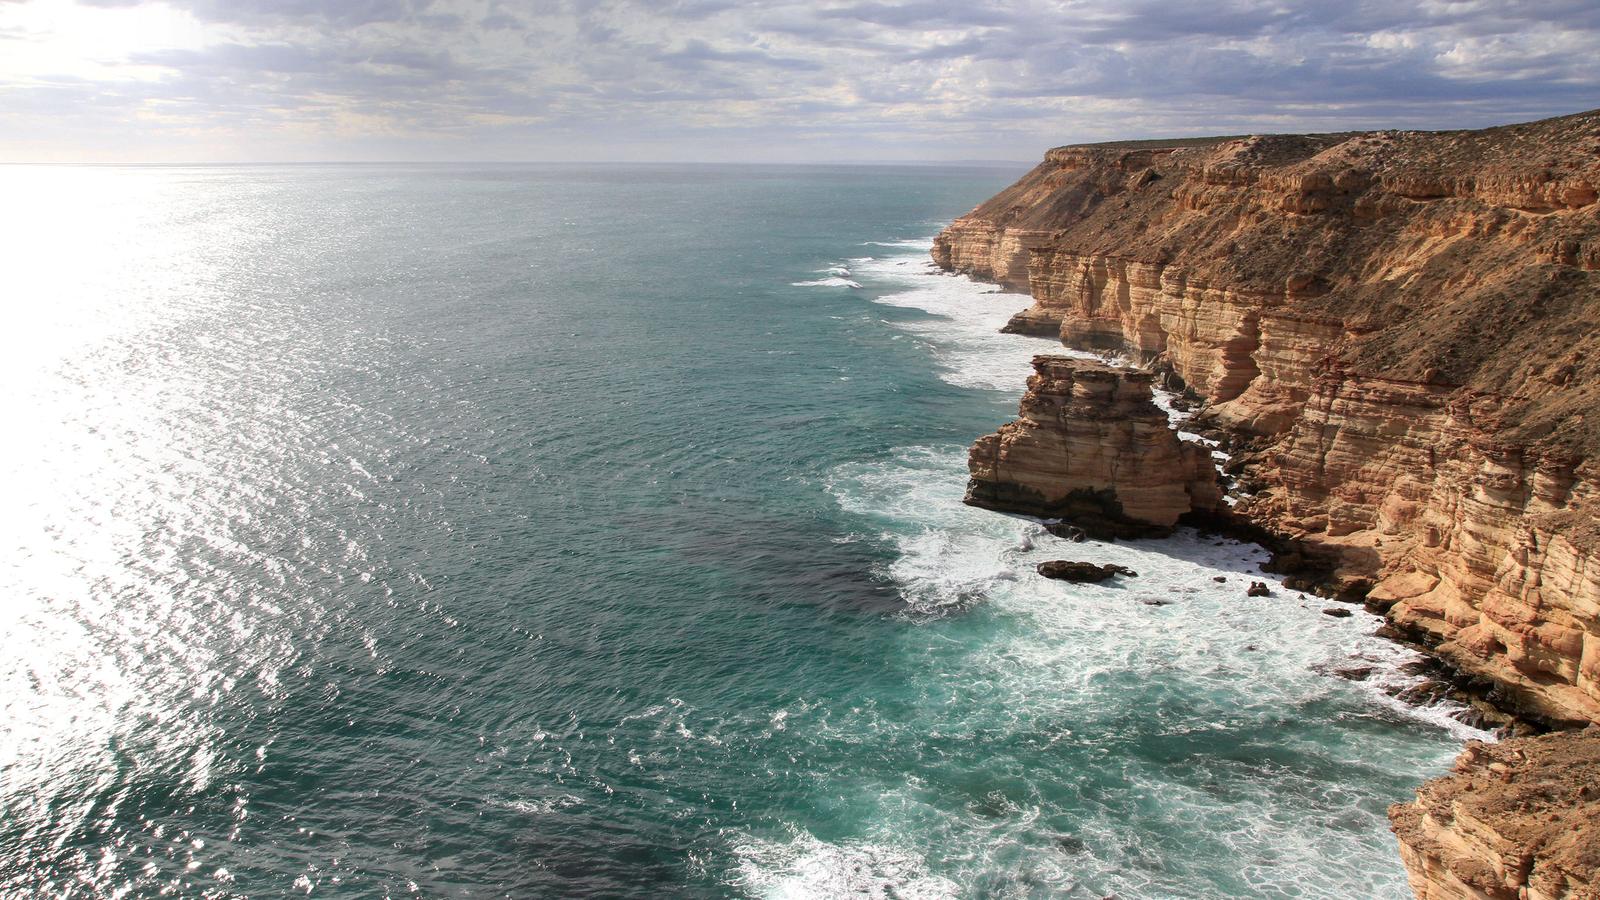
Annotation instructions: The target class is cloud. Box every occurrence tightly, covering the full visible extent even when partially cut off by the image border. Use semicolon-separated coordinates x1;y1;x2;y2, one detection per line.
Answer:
0;0;1597;162
648;38;824;72
815;1;1019;29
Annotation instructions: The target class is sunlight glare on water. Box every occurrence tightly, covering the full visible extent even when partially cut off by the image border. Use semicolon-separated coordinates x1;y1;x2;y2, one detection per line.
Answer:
1;166;327;892
0;164;1472;898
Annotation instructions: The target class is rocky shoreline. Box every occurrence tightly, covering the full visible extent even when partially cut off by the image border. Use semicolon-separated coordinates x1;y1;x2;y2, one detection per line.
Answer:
1390;731;1600;899
934;110;1600;897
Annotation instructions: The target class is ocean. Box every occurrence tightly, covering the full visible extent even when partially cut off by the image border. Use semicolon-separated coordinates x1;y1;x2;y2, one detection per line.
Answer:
0;163;1479;898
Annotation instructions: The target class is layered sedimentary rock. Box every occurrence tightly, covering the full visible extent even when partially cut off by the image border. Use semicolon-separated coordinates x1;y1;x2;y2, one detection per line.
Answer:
965;356;1220;538
941;109;1600;900
1389;730;1600;899
1251;374;1600;726
935;110;1600;728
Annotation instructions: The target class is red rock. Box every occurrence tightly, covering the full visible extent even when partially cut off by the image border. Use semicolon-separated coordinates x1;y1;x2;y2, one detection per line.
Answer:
1390;731;1600;900
964;356;1220;538
936;109;1600;728
939;109;1600;897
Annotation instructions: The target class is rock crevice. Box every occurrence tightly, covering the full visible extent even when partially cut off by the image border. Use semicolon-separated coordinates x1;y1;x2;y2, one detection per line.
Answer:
937;110;1600;898
937;109;1600;728
964;356;1220;539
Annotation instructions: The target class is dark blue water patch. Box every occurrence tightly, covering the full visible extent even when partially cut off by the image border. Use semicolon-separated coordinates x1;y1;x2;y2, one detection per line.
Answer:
0;163;1470;899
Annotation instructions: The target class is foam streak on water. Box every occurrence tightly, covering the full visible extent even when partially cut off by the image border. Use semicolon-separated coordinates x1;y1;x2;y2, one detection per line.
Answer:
759;240;1486;899
0;166;1477;899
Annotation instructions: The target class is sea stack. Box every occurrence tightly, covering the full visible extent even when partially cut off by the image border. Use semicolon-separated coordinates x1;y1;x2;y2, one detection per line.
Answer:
936;109;1600;896
964;355;1221;539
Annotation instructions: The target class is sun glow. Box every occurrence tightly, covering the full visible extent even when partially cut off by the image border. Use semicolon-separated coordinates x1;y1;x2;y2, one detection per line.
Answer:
0;0;212;83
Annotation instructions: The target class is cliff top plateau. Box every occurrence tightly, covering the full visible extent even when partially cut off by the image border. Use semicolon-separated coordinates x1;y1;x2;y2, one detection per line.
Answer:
941;109;1600;461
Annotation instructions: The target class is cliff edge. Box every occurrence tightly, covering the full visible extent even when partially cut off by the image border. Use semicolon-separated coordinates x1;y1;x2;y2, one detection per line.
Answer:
939;110;1600;899
1389;730;1600;900
936;109;1600;729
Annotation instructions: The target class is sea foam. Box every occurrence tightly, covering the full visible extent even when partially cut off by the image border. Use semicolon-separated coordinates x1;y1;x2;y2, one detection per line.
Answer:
792;274;863;289
728;236;1489;900
836;239;1491;740
846;252;1078;392
732;830;960;900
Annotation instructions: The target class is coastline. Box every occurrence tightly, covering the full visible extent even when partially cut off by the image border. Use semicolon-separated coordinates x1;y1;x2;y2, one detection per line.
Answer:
794;235;1491;896
926;109;1600;898
927;240;1592;900
912;253;1514;735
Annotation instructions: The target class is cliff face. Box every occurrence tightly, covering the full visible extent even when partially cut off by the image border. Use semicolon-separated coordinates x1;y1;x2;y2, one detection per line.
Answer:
1389;730;1600;900
1259;376;1600;726
935;110;1600;728
965;356;1220;538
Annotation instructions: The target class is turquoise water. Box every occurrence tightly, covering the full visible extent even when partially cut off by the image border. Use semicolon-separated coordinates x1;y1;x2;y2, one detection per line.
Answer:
0;164;1476;898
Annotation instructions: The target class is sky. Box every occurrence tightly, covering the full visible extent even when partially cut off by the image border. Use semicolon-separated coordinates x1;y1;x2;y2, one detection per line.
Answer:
1;0;1597;163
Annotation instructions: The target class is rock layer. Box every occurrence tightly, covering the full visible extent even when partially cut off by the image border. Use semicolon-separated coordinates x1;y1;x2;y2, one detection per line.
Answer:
964;356;1220;538
1388;730;1600;899
936;110;1600;728
938;109;1600;900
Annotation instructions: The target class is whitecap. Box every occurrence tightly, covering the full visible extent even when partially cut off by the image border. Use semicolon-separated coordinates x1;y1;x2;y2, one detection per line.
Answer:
845;252;1076;393
730;829;960;900
791;277;863;289
490;795;584;816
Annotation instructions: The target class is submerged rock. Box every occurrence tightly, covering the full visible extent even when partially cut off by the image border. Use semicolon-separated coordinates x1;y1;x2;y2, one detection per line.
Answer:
1055;835;1087;854
1043;521;1089;542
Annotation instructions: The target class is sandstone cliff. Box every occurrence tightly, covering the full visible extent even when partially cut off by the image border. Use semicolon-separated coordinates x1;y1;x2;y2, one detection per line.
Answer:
935;110;1600;729
965;356;1221;538
1389;730;1600;900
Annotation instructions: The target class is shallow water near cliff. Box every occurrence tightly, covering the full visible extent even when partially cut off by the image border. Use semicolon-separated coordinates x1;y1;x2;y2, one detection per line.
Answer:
1;164;1478;898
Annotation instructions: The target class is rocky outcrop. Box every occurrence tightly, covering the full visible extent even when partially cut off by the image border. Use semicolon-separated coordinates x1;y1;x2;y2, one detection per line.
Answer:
1249;374;1600;726
1036;560;1138;582
1389;730;1600;899
936;109;1600;727
964;356;1221;538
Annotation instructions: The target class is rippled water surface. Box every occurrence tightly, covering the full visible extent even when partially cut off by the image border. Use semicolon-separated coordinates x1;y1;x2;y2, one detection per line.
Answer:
1;164;1473;898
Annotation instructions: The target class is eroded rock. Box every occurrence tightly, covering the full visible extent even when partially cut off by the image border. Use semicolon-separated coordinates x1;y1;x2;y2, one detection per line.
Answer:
1390;730;1600;900
1037;560;1138;582
965;357;1221;539
935;110;1600;728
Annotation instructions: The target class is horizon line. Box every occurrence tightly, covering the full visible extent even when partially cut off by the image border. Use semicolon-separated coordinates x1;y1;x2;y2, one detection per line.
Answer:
0;158;1037;169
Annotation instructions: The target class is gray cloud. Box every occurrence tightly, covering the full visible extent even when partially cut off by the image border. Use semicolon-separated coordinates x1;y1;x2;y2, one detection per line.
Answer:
1;0;1597;162
815;1;1019;28
651;38;824;72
